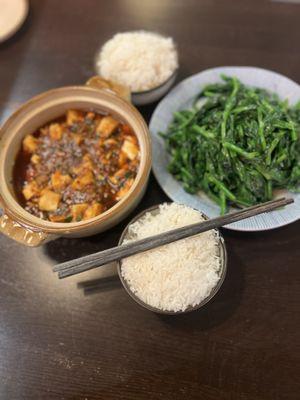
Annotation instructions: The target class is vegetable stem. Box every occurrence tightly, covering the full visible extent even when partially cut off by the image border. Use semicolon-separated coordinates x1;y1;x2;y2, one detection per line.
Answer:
266;131;285;166
192;125;215;139
223;142;258;160
257;108;266;151
220;191;226;215
161;75;300;215
207;175;236;201
221;77;239;140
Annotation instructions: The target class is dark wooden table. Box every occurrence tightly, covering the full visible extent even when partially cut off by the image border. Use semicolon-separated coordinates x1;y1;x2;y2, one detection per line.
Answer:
0;1;299;399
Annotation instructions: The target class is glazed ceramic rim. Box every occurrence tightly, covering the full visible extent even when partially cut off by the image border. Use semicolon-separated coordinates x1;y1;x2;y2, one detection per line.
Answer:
117;203;227;315
0;85;151;233
149;66;300;231
131;70;178;95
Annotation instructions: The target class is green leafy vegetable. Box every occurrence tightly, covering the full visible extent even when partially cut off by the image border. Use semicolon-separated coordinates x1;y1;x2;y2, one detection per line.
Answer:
161;75;300;214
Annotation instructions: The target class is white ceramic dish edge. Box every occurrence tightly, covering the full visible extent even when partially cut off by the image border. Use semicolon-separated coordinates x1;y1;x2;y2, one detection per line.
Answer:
0;0;29;43
131;72;177;106
149;66;300;232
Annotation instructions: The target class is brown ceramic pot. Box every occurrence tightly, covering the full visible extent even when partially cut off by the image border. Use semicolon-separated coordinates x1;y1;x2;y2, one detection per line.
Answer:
0;77;151;246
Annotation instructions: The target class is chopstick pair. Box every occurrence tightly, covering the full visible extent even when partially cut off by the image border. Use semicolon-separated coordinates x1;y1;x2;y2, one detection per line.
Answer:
53;197;293;279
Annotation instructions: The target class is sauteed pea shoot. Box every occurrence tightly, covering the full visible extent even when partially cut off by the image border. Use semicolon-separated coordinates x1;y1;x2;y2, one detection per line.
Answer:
161;75;300;214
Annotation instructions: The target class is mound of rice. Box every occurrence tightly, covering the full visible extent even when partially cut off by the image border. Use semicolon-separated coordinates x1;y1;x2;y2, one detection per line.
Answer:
121;203;221;312
96;31;178;92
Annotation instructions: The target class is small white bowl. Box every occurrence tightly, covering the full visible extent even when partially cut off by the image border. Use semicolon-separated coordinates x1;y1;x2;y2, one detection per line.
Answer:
131;71;178;106
117;204;227;315
0;0;29;43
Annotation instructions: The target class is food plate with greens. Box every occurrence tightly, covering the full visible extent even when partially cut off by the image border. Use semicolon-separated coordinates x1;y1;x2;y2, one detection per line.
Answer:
149;67;300;231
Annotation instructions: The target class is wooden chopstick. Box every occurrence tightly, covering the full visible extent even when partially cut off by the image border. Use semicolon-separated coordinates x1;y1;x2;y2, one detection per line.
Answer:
53;197;293;279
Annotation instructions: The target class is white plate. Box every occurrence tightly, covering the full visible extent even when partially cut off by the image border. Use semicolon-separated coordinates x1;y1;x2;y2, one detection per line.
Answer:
149;66;300;231
0;0;28;43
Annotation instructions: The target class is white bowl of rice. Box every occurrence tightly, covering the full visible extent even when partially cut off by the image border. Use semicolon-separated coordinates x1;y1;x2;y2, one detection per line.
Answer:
95;31;179;106
117;203;227;314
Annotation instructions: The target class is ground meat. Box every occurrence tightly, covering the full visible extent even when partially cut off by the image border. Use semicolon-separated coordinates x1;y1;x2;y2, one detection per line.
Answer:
13;109;140;222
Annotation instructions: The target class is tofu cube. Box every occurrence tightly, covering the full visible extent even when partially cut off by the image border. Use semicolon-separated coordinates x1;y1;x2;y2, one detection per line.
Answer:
71;163;82;175
23;135;38;153
96;116;119;138
22;181;39;200
66;110;84;125
114;168;126;179
86;112;95;120
72;171;94;190
121;140;139;160
38;190;61;211
51;171;71;190
72;155;93;175
104;138;118;146
49;123;63;140
118;151;127;167
31;154;41;164
116;178;134;201
82;154;94;170
71;203;88;221
49;214;69;223
83;203;103;220
72;133;83;145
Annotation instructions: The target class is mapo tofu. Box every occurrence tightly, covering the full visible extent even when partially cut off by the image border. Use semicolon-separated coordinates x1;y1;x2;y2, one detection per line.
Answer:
13;110;140;222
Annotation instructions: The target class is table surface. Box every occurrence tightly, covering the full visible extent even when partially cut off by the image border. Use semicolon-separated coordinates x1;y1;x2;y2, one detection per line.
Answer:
0;0;300;399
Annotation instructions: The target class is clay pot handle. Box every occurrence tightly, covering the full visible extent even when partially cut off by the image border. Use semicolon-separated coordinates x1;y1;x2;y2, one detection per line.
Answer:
86;76;131;102
0;211;49;247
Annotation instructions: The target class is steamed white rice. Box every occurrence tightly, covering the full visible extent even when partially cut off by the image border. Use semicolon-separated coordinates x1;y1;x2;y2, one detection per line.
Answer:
121;203;221;312
96;31;178;92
